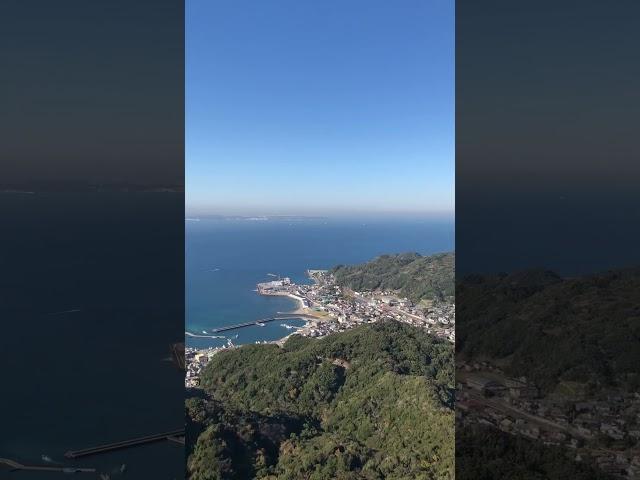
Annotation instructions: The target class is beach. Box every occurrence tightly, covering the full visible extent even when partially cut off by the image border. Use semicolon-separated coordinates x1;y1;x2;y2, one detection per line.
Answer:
185;217;454;349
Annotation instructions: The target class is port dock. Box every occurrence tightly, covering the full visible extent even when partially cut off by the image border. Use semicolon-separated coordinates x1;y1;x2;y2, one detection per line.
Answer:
64;429;185;459
185;313;319;339
208;314;316;334
209;317;280;333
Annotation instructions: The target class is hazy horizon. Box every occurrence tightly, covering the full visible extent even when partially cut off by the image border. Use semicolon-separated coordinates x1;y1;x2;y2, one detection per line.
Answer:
184;205;455;220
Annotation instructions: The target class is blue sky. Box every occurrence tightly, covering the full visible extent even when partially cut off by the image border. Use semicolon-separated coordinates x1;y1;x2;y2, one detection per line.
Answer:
187;0;454;216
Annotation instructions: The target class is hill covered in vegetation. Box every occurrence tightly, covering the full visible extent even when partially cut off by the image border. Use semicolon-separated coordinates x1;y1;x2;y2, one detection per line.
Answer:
331;252;455;304
456;425;615;480
456;268;640;393
186;321;454;479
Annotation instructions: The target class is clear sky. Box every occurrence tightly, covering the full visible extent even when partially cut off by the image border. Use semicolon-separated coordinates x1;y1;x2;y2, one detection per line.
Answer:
186;0;454;216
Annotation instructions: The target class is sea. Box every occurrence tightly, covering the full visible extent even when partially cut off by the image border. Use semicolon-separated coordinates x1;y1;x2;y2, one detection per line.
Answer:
1;193;184;479
0;196;453;480
186;216;455;349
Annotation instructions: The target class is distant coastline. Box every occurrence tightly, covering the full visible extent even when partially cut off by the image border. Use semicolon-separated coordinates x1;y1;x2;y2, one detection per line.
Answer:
0;181;184;193
185;214;328;222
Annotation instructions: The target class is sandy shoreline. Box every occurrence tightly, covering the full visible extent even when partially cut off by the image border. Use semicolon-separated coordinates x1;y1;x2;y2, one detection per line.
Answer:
284;293;305;310
272;293;330;344
254;290;332;346
263;291;323;318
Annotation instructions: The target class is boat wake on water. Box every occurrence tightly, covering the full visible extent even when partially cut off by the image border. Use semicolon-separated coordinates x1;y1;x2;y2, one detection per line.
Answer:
280;323;300;330
41;454;62;465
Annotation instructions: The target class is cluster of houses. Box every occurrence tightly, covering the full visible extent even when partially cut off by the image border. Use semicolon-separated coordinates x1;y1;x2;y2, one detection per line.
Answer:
457;361;640;478
186;269;456;389
185;345;234;388
280;271;455;342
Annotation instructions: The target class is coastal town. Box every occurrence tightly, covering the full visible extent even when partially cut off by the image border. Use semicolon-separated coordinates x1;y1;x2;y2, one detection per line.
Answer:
186;269;455;388
457;361;640;478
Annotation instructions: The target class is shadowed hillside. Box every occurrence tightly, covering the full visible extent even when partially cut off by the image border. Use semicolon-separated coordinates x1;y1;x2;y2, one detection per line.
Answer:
457;268;640;393
456;425;615;480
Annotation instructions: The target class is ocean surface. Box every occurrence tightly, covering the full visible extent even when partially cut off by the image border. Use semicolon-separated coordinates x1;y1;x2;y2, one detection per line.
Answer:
186;216;455;349
1;193;184;479
0;198;453;479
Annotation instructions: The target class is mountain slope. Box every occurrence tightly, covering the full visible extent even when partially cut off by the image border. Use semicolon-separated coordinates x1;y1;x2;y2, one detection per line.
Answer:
456;268;640;392
332;252;455;303
187;321;454;480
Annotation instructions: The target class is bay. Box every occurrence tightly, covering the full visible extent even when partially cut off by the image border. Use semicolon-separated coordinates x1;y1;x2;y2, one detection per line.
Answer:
186;216;454;349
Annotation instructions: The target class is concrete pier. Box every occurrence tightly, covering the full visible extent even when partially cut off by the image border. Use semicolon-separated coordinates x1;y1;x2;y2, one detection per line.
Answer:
65;429;185;459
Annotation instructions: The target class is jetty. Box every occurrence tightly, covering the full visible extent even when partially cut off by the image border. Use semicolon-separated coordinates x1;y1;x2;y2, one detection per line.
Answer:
0;458;95;473
167;435;185;445
208;314;316;334
185;313;319;339
209;317;279;333
170;342;186;370
65;429;185;459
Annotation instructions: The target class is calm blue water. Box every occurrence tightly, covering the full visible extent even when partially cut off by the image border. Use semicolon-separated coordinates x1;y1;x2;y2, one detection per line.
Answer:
1;193;184;479
186;217;454;348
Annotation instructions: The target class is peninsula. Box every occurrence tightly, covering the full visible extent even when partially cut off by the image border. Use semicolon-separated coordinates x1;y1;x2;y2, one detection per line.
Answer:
185;252;456;479
185;253;455;388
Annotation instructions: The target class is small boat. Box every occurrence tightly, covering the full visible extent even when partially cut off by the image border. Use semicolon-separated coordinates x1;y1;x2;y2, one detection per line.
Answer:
256;322;265;327
202;330;207;334
41;455;53;463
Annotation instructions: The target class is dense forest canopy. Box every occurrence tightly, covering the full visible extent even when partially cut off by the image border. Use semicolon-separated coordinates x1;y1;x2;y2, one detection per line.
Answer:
187;321;454;479
331;252;455;303
456;425;615;480
456;268;640;392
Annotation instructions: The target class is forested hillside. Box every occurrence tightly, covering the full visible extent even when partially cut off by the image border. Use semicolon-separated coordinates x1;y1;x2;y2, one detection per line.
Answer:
456;425;615;480
456;268;640;392
331;252;455;303
186;321;454;480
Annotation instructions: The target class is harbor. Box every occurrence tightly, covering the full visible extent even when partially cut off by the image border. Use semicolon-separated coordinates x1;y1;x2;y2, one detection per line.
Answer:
65;429;185;459
185;313;316;338
186;267;455;388
1;430;186;476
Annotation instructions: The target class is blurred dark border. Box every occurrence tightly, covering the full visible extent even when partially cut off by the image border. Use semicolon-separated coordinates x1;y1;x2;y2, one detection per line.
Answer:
457;1;640;478
1;1;184;477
